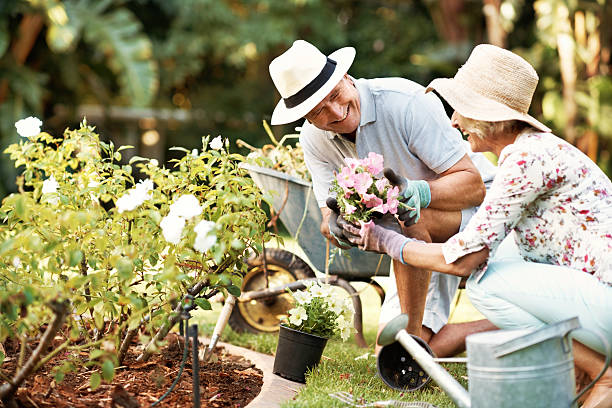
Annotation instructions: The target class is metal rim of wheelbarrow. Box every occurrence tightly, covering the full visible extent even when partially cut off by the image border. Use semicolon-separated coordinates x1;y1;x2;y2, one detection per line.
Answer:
237;263;298;332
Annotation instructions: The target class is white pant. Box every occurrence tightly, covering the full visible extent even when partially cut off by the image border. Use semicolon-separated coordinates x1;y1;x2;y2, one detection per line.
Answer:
467;249;612;355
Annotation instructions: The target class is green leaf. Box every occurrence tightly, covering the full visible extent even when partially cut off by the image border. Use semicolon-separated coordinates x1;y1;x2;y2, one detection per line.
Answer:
90;372;101;390
194;298;211;310
94;311;104;330
0;350;5;366
89;349;105;360
101;360;114;382
54;370;65;383
227;285;241;297
15;196;26;219
82;8;158;106
0;20;9;57
116;258;133;280
69;249;84;267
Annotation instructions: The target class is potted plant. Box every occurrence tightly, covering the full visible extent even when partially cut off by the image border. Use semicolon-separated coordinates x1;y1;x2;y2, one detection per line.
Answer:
272;280;354;383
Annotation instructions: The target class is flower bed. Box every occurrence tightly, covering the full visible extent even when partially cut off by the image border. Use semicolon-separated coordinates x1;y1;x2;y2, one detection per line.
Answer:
0;118;271;405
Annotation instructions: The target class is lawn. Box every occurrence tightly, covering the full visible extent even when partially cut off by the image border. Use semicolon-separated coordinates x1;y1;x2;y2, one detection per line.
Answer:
193;238;484;407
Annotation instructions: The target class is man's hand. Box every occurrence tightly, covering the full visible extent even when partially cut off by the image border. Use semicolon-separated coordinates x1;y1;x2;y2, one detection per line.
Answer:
384;168;431;225
339;214;411;261
325;197;354;249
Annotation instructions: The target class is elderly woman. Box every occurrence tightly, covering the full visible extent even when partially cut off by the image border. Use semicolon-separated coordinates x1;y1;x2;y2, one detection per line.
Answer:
341;44;612;408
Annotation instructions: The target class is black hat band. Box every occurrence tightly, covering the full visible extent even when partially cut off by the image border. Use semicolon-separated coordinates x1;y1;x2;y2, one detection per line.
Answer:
283;58;337;109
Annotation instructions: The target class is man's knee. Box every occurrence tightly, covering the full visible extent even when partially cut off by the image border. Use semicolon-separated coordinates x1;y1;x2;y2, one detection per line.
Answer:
401;222;432;243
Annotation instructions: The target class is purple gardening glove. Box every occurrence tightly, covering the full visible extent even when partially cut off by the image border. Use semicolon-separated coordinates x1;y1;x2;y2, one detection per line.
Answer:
338;214;411;263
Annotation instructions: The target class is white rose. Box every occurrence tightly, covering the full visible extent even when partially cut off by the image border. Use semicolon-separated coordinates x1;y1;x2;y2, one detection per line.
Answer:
209;136;224;150
42;175;60;205
193;220;217;253
169;194;202;220
134;179;154;196
116;179;153;213
42;175;59;194
12;257;22;268
15;116;42;138
160;214;185;244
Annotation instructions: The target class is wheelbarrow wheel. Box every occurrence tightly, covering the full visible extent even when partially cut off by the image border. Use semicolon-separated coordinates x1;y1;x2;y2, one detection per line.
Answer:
228;248;316;334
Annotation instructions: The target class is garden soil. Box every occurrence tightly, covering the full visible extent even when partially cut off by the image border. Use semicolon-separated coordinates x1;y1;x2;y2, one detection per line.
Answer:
0;333;263;407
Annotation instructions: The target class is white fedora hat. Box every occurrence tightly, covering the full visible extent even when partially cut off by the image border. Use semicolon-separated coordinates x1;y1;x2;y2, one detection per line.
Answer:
269;40;356;125
426;44;551;132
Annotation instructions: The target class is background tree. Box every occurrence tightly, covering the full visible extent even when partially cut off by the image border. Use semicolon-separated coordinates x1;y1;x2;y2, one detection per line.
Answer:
0;0;610;198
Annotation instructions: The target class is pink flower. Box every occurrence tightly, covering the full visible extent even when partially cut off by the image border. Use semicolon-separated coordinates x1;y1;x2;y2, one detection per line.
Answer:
362;192;383;209
358;220;374;238
385;186;400;214
362;152;384;175
345;203;357;215
344;157;361;171
375;178;388;193
387;186;399;201
385;198;399;214
353;172;373;195
336;166;355;190
372;203;389;214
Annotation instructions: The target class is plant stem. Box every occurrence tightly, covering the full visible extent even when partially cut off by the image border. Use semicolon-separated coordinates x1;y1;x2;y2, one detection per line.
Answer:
33;338;69;372
17;335;26;371
118;327;138;364
136;279;209;362
0;299;70;402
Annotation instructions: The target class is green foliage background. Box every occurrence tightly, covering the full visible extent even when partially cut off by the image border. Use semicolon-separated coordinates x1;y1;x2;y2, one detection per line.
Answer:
1;0;611;198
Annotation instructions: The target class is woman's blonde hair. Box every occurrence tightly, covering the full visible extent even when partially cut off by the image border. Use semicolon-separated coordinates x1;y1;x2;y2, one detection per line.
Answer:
460;116;533;140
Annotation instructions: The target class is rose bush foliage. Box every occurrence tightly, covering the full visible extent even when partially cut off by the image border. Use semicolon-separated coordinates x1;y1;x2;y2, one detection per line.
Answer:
0;120;270;388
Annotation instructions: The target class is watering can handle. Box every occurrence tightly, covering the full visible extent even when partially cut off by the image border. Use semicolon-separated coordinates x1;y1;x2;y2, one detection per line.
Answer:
493;316;580;358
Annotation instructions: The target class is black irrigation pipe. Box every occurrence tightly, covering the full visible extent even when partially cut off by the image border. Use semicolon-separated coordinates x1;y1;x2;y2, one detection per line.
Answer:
151;295;201;408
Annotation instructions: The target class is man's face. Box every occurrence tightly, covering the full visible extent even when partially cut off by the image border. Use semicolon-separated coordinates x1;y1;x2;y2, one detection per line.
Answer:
304;75;361;135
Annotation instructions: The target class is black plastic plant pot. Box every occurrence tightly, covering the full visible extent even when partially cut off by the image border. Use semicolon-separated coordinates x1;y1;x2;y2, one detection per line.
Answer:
273;325;328;383
377;336;434;391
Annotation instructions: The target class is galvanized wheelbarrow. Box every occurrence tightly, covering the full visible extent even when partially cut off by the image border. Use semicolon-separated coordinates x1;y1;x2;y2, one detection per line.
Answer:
210;163;390;349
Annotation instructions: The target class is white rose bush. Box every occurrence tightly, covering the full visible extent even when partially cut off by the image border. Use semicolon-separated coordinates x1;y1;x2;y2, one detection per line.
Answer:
283;281;354;340
0;119;271;401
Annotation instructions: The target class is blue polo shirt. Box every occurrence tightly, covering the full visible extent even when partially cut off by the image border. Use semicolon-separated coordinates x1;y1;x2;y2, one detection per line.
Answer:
300;77;497;207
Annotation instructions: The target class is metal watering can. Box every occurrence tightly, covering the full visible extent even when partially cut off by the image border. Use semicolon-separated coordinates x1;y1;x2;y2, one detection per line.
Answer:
377;315;611;408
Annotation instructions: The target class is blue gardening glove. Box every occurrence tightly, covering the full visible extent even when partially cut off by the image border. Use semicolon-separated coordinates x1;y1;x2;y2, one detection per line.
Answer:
326;197;354;249
340;214;411;263
384;168;431;225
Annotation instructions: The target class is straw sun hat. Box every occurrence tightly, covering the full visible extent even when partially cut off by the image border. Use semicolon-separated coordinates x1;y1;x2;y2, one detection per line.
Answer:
269;40;356;125
426;44;551;132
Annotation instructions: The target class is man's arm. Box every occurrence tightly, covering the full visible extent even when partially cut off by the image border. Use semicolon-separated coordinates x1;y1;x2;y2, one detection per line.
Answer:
320;207;333;240
427;154;485;210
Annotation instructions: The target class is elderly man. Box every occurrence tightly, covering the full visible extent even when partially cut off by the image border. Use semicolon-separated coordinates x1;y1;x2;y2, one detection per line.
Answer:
268;40;497;356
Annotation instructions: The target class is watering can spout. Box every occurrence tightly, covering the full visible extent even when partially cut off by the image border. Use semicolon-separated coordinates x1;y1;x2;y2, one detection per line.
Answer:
377;315;471;408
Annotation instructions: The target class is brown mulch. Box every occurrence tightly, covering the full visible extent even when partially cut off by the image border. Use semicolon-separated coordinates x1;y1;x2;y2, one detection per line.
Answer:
0;333;263;408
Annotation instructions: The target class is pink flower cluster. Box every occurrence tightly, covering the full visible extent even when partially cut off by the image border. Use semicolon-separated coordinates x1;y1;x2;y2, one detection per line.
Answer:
331;152;400;222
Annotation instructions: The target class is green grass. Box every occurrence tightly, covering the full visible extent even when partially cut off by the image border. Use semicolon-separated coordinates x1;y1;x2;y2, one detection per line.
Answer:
192;238;483;407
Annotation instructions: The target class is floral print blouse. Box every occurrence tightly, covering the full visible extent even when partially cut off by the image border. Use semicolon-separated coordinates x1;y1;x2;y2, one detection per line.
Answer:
443;130;612;286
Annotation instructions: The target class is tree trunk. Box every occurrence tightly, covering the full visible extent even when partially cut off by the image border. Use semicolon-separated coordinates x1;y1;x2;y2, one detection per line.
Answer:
483;0;506;47
0;14;44;104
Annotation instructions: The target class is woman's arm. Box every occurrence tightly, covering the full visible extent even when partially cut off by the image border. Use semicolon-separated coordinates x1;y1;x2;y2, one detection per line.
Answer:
342;220;489;277
400;240;489;277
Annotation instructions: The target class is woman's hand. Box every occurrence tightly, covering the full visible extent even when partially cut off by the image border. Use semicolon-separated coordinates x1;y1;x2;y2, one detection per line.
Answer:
338;214;411;262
